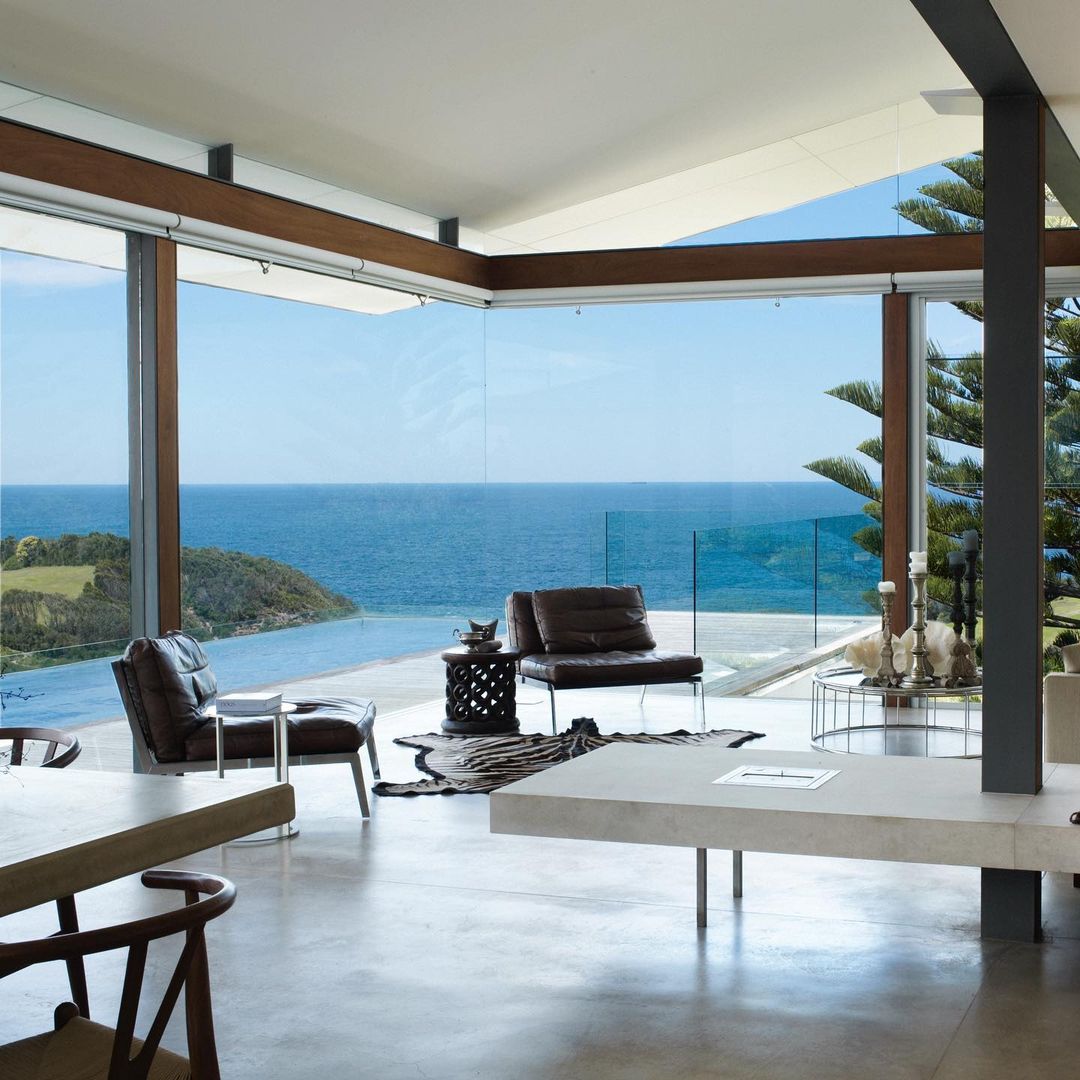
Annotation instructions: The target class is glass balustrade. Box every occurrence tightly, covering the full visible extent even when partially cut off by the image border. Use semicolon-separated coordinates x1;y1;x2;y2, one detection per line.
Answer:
598;510;881;695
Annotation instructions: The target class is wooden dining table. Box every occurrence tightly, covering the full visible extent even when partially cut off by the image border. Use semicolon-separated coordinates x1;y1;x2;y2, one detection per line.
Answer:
0;766;295;917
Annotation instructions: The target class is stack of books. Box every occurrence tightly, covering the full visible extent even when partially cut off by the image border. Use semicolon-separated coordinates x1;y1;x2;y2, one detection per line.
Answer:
214;692;283;716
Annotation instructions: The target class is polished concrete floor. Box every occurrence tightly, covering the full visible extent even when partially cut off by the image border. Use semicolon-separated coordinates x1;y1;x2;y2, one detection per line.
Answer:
4;686;1079;1079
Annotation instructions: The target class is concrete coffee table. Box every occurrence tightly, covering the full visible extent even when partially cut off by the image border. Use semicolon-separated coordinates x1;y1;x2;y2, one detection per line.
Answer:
491;744;1080;928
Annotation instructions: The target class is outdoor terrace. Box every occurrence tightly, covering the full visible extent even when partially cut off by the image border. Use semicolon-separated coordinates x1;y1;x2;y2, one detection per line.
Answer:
55;607;879;772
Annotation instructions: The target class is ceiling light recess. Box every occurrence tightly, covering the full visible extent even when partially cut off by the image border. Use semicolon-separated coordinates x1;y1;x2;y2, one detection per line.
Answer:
921;88;981;116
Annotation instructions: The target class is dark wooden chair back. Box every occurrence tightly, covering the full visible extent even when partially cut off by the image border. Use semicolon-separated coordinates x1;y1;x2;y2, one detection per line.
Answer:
0;726;81;769
0;725;89;1016
0;870;236;1080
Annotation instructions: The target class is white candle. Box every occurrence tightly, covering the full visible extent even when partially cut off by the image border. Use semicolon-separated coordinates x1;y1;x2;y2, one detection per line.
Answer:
877;581;896;594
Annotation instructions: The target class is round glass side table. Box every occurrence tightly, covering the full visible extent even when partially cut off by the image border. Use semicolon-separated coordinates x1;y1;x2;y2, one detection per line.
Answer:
811;665;982;758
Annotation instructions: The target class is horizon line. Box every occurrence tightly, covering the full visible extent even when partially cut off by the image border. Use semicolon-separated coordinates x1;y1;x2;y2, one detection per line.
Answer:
0;478;846;488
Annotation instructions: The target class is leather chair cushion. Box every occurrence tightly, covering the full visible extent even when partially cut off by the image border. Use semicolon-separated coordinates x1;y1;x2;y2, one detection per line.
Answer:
184;696;375;762
120;632;217;763
519;650;703;689
505;591;544;656
531;585;656;654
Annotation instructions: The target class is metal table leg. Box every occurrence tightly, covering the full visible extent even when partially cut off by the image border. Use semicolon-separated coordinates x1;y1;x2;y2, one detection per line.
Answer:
696;848;707;927
220;704;298;843
215;716;224;780
274;707;298;841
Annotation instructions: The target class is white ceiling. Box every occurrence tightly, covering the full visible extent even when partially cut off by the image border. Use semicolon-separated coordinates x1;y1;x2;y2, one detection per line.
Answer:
0;0;982;251
991;1;1080;164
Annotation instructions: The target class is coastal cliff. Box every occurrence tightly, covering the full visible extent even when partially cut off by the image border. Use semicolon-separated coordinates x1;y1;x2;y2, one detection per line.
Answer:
0;532;357;672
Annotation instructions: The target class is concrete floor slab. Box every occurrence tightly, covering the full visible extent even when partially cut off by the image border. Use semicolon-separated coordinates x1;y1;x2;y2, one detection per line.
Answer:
0;681;1074;1078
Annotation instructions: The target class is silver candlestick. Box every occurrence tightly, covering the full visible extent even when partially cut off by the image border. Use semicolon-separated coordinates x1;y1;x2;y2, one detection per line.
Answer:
902;570;934;688
877;590;899;686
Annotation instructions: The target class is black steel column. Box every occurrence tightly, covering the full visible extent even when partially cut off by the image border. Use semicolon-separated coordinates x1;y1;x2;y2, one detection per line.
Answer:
208;143;234;182
438;217;460;246
981;94;1045;941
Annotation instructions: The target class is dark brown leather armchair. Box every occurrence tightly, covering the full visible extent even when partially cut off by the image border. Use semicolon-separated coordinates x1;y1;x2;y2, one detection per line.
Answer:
506;585;704;732
112;631;379;816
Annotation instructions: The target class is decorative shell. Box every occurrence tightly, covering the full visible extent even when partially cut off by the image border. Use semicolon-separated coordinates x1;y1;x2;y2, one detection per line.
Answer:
900;621;958;676
845;633;904;678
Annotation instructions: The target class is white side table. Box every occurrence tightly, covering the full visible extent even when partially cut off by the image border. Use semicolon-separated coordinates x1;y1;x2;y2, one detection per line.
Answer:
204;701;299;841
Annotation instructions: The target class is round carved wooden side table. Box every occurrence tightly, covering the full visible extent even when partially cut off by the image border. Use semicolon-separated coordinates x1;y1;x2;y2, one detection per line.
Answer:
440;646;522;735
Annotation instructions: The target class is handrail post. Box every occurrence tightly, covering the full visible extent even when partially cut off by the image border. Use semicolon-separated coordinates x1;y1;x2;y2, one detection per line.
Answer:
813;518;819;648
692;530;698;656
604;511;609;585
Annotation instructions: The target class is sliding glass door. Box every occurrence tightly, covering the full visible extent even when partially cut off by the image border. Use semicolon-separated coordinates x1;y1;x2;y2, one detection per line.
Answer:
0;208;130;727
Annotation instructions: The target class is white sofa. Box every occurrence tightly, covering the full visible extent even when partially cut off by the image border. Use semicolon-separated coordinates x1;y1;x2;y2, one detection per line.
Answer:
1044;642;1080;763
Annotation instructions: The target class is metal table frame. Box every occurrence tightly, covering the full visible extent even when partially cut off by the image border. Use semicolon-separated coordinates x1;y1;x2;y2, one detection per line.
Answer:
811;665;982;758
207;701;299;841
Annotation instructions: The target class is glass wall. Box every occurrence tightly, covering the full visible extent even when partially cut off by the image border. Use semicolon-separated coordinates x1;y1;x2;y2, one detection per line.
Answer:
0;201;899;733
926;290;1080;665
174;260;881;692
0;209;130;727
176;256;489;687
923;299;983;638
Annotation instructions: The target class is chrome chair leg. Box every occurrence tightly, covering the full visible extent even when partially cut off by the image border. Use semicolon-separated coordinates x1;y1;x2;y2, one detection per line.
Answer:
640;685;647;705
733;850;743;898
549;685;558;735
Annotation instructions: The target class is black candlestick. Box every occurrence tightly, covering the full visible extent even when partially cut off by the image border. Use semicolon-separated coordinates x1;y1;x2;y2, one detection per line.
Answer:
962;530;980;644
947;550;965;635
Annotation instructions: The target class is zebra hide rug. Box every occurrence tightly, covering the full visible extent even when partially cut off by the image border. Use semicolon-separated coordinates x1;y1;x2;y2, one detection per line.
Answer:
372;717;764;796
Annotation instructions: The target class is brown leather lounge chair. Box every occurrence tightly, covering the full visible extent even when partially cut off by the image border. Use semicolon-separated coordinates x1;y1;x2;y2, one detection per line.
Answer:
505;585;705;733
112;630;379;816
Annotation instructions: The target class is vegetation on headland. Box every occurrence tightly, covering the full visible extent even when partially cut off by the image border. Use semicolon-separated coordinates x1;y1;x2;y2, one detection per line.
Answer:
807;152;1080;670
0;532;357;673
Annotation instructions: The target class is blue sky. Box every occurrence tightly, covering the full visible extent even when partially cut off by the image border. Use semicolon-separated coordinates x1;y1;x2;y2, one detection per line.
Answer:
1;161;981;486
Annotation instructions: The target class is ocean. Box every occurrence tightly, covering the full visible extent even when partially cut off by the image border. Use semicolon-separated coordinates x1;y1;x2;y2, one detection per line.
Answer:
0;482;877;727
